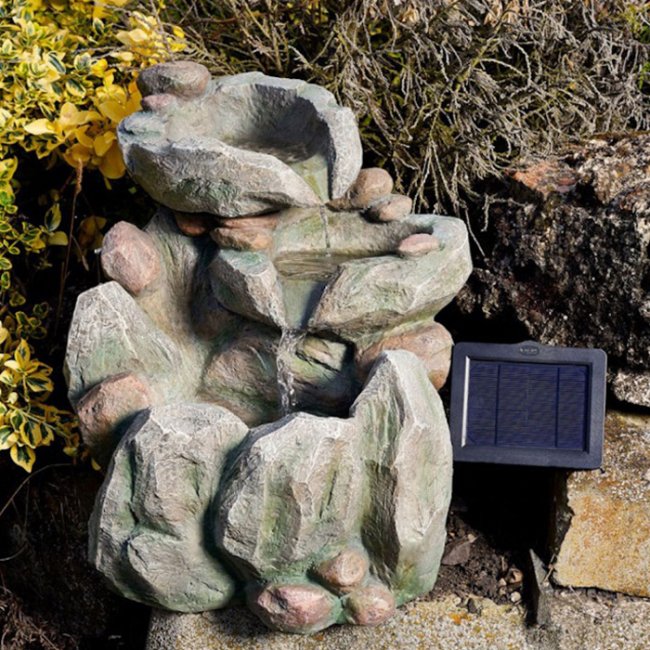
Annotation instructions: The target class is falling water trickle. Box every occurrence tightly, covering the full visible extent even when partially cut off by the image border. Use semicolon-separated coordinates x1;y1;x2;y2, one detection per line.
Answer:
319;205;332;259
276;328;305;415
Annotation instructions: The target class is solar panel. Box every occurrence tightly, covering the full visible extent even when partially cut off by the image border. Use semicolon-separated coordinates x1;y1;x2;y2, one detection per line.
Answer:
449;341;606;468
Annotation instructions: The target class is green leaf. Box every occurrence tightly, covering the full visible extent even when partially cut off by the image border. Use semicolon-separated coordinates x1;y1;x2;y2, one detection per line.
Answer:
74;53;91;72
0;192;14;209
15;339;30;365
0;256;12;270
9;292;26;307
44;203;61;231
33;303;49;319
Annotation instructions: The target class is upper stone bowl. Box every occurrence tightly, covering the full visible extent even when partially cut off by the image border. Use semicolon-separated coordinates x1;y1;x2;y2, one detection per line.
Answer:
118;62;363;217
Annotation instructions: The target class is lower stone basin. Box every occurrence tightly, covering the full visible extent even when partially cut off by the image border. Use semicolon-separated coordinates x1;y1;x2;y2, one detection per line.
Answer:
89;350;452;633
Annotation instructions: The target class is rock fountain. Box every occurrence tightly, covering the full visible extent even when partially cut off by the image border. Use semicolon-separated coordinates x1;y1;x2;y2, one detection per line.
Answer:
64;61;472;634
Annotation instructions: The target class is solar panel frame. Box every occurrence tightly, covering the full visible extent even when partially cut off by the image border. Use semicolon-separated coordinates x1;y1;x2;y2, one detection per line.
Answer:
449;341;607;469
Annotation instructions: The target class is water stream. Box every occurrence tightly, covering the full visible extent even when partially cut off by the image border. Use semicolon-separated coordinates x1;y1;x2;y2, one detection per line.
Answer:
276;328;305;416
319;205;332;258
276;206;332;414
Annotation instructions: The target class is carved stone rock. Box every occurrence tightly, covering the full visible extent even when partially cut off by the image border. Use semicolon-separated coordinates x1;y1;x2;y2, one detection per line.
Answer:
66;68;472;635
248;584;341;634
173;211;213;237
215;413;364;576
310;217;471;341
209;250;287;328
64;281;183;406
397;233;441;257
89;404;248;611
330;167;394;210
210;351;451;631
313;548;369;594
351;351;453;602
137;61;211;99
344;583;396;626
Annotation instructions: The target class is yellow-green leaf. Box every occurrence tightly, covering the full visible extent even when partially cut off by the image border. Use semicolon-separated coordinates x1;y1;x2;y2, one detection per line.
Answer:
15;339;30;366
47;231;68;246
24;118;56;136
65;79;86;98
47;52;66;74
0;426;17;451
21;419;43;448
26;375;54;393
0;368;16;385
10;444;36;472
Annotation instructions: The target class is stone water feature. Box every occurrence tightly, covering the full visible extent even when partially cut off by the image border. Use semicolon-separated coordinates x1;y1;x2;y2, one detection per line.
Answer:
64;62;472;634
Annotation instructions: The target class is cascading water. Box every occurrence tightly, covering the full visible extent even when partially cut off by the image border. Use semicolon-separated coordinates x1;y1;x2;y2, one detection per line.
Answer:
319;206;332;258
276;328;305;415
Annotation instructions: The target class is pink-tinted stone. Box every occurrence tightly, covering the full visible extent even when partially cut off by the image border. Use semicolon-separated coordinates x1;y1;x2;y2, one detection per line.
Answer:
356;322;453;390
137;60;210;99
313;548;369;594
347;168;394;208
345;583;396;626
365;194;413;222
173;211;214;237
76;373;152;468
141;93;178;112
211;227;273;251
397;233;441;258
101;221;161;295
249;583;339;634
329;168;394;210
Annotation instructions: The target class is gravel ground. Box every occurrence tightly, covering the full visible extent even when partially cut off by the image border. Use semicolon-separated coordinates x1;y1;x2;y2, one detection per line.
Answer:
146;589;650;650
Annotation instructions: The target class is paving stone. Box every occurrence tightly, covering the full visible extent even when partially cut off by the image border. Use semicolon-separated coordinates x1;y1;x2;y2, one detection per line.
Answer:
552;411;650;597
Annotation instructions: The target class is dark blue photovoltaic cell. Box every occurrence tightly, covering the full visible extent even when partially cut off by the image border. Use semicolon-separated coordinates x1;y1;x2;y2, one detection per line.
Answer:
465;360;588;451
466;361;498;445
557;365;588;449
